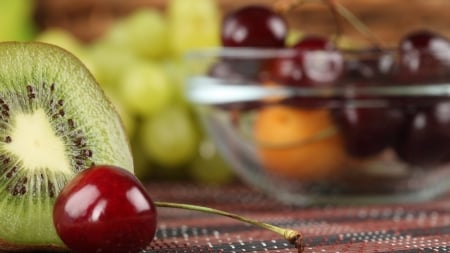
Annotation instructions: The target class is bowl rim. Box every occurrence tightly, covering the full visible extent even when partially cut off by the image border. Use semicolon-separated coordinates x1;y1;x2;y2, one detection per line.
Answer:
185;46;449;59
186;76;450;105
185;46;450;105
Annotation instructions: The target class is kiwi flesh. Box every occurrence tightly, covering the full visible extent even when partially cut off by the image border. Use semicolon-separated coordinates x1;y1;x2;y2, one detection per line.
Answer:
0;42;134;250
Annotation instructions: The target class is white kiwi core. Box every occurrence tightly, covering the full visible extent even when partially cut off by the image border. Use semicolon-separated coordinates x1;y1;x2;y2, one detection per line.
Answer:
4;108;71;173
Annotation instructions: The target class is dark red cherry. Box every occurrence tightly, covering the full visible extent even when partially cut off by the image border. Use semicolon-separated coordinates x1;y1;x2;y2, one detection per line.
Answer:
53;165;157;253
300;48;344;86
332;106;406;157
400;29;448;52
263;53;303;85
397;29;450;83
395;102;450;167
221;5;287;48
295;35;334;50
265;36;344;87
296;36;344;86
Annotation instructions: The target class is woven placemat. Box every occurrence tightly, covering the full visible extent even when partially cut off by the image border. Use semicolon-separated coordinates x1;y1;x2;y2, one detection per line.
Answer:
143;182;450;252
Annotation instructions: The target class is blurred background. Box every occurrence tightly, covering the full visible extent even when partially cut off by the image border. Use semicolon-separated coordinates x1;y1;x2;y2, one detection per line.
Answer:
1;0;449;186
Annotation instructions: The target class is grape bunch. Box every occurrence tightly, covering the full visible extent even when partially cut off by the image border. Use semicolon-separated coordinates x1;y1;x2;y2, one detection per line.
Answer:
212;4;450;178
34;0;235;184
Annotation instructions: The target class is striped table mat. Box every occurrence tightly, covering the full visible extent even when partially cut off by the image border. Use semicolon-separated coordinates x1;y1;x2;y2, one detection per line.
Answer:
144;182;450;252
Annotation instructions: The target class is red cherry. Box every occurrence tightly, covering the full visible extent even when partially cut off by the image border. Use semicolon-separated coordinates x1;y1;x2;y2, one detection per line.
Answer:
295;35;334;50
332;106;406;158
395;102;450;167
53;165;157;253
265;35;344;87
397;29;450;83
221;5;287;48
296;36;344;86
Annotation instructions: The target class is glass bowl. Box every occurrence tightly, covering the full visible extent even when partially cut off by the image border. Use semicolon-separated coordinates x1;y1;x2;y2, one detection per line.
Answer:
185;47;450;205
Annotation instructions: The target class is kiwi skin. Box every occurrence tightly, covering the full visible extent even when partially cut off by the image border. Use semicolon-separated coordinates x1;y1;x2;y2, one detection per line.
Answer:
0;42;134;251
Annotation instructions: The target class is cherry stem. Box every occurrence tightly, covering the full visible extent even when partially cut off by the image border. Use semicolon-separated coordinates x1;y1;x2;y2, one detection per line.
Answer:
274;0;385;48
325;0;343;46
154;201;305;253
275;0;342;46
330;0;384;48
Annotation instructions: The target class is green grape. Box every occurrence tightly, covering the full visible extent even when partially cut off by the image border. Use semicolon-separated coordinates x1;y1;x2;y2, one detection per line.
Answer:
99;19;130;49
122;9;168;58
118;60;173;117
35;28;100;78
100;8;168;59
161;59;190;105
139;105;200;169
0;0;35;41
87;42;138;88
102;88;136;138
36;28;84;56
188;139;236;186
167;0;220;57
130;138;153;181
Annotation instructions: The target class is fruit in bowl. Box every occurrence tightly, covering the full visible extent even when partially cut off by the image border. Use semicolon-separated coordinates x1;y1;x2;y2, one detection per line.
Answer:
254;105;349;181
185;3;450;204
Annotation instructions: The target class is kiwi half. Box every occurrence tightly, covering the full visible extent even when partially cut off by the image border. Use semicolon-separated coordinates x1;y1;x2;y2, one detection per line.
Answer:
0;42;133;250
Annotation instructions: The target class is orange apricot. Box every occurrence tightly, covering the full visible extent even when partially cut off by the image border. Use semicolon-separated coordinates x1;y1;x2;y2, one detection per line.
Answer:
253;105;348;181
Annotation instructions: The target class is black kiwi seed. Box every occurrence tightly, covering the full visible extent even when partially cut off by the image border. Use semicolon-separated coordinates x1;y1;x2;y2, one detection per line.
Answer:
47;181;56;198
5;166;17;179
2;157;10;165
26;85;36;99
67;118;75;129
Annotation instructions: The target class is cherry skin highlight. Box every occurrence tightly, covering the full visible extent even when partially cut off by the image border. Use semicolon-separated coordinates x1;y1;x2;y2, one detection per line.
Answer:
53;165;157;253
397;29;450;83
221;5;287;48
265;36;344;87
